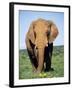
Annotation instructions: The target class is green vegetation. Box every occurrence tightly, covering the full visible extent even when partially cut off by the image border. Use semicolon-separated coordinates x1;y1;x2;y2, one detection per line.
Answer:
19;46;64;79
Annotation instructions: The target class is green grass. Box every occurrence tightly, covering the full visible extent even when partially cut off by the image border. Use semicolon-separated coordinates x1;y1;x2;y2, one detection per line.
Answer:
19;46;64;79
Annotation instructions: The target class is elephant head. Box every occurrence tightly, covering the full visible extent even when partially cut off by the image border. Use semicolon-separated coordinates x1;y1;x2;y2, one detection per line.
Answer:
26;18;59;73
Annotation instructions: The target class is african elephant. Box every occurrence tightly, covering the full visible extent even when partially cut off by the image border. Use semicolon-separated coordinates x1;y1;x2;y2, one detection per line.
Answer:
25;18;59;74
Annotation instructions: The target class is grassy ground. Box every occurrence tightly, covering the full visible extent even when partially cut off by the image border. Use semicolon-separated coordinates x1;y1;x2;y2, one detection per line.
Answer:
19;46;64;79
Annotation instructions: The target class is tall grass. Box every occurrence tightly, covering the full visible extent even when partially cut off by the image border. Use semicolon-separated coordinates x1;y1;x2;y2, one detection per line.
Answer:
19;46;64;79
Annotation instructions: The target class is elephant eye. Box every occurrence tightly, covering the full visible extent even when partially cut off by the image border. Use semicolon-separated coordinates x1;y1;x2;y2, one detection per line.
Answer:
34;31;36;38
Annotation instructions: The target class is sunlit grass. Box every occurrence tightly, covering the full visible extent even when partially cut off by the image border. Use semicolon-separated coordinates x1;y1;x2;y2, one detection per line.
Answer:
19;46;64;79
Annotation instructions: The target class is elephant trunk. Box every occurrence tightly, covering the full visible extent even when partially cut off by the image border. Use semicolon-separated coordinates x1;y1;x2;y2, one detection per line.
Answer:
37;47;45;73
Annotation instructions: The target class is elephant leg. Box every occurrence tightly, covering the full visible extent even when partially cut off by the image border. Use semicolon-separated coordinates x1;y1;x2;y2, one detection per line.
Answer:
26;38;38;71
44;43;53;71
27;48;38;69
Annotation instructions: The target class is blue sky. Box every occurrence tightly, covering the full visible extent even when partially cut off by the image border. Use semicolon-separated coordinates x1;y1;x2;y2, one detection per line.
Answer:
19;10;64;49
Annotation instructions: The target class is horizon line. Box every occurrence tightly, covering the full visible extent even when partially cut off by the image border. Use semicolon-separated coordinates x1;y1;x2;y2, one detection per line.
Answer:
20;45;64;50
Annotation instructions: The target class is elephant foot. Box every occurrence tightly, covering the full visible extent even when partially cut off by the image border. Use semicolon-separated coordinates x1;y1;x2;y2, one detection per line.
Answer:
44;68;54;72
32;66;37;73
35;70;41;74
33;69;37;73
32;67;42;74
32;68;37;73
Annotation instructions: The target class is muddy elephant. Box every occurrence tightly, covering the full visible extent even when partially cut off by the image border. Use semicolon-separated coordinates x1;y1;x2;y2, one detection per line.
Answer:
25;18;59;74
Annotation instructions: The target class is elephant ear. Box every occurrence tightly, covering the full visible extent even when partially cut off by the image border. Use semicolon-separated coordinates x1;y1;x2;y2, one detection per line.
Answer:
48;21;59;44
28;22;36;45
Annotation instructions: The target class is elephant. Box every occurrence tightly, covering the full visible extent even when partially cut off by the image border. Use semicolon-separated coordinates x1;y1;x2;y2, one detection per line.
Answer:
25;18;59;74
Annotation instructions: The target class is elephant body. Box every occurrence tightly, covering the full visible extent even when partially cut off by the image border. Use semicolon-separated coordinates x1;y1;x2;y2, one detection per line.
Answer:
26;18;58;73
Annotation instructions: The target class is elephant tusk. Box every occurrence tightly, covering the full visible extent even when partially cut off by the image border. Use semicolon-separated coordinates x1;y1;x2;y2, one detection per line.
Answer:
46;44;48;47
